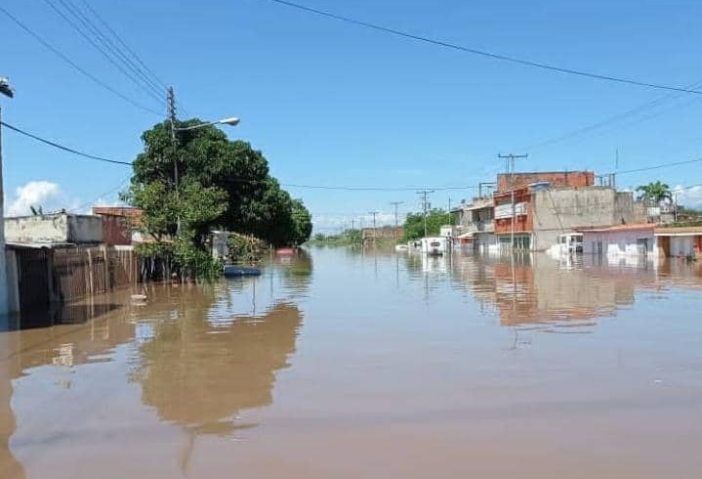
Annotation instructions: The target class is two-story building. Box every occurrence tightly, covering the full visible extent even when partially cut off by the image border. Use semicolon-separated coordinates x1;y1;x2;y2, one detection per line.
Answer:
493;171;645;252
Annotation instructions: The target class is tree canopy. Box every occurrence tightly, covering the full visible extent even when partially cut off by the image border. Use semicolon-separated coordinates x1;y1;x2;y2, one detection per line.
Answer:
402;210;449;241
636;181;672;204
125;120;313;263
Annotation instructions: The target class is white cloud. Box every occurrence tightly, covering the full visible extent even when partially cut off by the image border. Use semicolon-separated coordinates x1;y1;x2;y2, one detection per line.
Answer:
674;185;702;209
5;181;80;217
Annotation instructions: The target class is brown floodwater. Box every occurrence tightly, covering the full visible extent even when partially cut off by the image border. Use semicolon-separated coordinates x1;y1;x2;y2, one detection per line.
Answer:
1;247;702;479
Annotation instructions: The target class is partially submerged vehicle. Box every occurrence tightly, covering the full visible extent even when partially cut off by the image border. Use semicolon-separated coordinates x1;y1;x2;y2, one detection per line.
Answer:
419;237;450;256
548;233;583;257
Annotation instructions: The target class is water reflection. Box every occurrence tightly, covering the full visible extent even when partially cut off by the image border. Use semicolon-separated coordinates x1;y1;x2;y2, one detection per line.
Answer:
0;253;312;479
395;250;702;331
133;300;303;436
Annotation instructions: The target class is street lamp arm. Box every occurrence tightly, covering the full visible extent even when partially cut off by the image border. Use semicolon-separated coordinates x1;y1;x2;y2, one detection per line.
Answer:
175;117;240;132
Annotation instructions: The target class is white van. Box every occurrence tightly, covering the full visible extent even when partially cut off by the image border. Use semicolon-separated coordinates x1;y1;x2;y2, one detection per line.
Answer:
420;237;449;256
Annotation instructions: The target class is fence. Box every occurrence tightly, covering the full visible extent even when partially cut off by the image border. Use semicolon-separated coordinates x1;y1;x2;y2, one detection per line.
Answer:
10;245;140;312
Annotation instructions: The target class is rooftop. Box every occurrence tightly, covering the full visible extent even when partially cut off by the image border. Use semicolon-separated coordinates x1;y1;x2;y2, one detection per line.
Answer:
577;223;654;233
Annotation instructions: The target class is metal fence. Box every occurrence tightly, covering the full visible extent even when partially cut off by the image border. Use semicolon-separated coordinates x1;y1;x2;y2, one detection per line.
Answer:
12;246;140;311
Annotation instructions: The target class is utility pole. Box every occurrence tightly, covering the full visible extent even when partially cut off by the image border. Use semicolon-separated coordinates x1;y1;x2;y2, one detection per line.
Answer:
0;77;14;318
351;219;355;231
167;86;181;237
448;197;452;226
390;201;403;240
498;154;528;252
369;211;379;246
417;190;434;238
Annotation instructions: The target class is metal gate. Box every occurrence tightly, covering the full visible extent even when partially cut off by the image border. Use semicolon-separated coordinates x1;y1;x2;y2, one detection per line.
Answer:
16;248;51;311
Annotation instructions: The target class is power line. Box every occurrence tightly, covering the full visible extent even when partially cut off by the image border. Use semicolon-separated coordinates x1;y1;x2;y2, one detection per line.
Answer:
523;80;702;152
0;5;162;116
41;0;165;103
611;158;702;176
259;0;702;96
77;0;168;91
0;121;133;166
6;118;700;190
67;175;131;213
281;182;476;191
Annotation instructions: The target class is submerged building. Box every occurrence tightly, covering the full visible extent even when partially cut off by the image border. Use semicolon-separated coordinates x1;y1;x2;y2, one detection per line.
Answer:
493;171;645;252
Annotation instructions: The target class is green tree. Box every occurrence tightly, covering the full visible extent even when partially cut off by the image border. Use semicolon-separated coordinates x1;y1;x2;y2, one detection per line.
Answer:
636;181;672;204
126;120;312;275
402;210;448;241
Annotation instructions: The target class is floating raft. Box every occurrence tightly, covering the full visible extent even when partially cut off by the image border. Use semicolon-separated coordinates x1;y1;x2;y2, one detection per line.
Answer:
223;265;262;277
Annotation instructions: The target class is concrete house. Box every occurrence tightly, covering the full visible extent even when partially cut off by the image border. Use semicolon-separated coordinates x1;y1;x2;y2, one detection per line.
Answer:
5;213;103;245
655;226;702;259
452;197;497;253
580;224;656;258
493;171;646;252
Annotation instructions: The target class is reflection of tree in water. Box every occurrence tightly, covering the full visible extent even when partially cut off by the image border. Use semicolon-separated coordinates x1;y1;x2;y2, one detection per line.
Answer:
133;302;303;436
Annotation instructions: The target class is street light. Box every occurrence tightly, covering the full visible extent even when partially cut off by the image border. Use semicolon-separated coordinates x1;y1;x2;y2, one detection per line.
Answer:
175;116;240;132
0;77;13;98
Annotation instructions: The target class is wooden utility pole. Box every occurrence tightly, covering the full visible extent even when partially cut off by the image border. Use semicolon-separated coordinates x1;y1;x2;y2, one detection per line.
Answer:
498;154;528;252
417;190;434;238
390;201;403;240
167;86;181;237
369;211;379;246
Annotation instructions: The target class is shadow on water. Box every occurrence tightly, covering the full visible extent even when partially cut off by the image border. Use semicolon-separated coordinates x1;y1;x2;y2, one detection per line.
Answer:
3;303;123;332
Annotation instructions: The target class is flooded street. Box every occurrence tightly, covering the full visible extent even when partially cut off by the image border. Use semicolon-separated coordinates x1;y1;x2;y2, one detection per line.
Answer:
2;247;702;479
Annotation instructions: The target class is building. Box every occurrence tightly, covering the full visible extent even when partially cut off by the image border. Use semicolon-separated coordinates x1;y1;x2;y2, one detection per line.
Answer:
3;213;138;316
5;213;103;245
496;170;594;193
655;226;702;259
452;197;497;253
580;224;655;257
93;206;144;244
493;171;645;252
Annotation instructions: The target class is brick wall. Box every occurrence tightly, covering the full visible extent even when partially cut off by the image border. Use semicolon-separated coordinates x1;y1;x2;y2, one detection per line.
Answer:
497;171;594;193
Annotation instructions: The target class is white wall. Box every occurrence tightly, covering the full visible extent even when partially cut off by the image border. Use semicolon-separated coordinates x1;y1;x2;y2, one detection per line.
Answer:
670;236;695;257
582;230;655;257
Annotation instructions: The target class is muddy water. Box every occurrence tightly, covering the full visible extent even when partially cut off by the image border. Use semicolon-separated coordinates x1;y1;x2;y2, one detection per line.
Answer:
2;248;702;479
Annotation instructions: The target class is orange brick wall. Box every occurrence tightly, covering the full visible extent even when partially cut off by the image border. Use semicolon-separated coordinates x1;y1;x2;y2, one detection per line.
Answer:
497;171;594;193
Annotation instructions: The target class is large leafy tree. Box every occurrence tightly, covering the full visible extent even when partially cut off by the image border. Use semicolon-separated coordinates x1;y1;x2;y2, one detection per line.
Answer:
402;210;448;241
636;181;672;204
127;119;312;253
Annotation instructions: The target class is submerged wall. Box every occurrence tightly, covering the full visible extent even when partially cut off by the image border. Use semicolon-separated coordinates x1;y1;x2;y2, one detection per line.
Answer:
531;188;644;251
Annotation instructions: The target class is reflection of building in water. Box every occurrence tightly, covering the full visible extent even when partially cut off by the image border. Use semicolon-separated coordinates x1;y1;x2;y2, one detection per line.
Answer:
0;298;136;479
451;254;660;327
134;302;303;436
1;334;25;479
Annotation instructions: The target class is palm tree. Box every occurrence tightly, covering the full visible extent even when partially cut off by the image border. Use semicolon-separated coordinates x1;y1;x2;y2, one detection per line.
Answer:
636;181;672;205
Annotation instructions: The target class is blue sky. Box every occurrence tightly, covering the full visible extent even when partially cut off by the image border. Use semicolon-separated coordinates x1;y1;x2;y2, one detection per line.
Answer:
2;0;702;231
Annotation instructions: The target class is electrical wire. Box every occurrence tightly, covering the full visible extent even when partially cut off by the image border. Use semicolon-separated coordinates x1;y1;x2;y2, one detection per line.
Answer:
77;0;167;90
0;121;133;166
258;0;702;96
66;176;131;214
4;119;699;190
41;0;165;104
60;0;165;96
0;5;162;116
611;158;702;176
